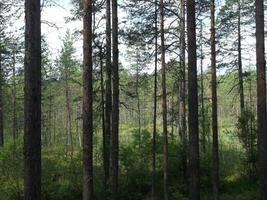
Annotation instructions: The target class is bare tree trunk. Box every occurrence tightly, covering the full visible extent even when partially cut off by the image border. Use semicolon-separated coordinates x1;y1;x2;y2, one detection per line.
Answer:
210;0;219;199
256;0;267;198
187;0;200;198
152;0;158;197
83;0;93;199
0;48;3;147
238;0;244;113
12;50;18;142
160;0;168;199
179;0;187;181
24;0;41;199
111;0;119;199
99;45;108;198
199;22;206;154
105;0;112;197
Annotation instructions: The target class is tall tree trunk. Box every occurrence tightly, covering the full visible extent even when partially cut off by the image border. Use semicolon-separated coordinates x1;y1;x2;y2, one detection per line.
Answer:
99;45;107;198
179;0;187;181
187;0;200;198
24;0;41;199
152;0;158;197
83;0;93;199
111;0;119;199
0;48;3;147
200;21;206;154
256;0;267;198
211;0;219;199
12;50;18;142
160;0;168;199
105;0;112;197
237;0;244;113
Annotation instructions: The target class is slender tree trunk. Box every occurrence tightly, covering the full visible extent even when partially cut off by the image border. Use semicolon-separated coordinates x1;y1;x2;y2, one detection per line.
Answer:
179;0;187;181
99;45;107;198
83;0;93;199
111;0;119;199
210;0;219;199
135;59;141;147
187;0;200;198
105;0;112;197
256;0;267;198
237;0;244;113
152;0;158;197
12;50;18;142
0;49;3;147
65;67;73;156
160;0;168;199
199;22;206;154
24;0;41;199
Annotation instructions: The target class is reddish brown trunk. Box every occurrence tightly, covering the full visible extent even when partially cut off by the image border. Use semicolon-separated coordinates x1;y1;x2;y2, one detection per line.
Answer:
256;0;267;198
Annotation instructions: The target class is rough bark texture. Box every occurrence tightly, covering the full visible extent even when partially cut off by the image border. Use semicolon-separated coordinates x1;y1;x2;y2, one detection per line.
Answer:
187;0;200;199
105;0;112;197
83;0;93;199
237;0;244;113
256;0;267;198
179;0;187;181
211;0;220;199
24;0;41;199
160;0;168;199
111;0;119;199
152;0;158;198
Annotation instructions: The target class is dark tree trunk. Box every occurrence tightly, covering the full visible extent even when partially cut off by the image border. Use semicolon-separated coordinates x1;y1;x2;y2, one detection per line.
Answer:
111;0;119;199
152;0;158;198
83;0;94;199
160;0;168;199
179;0;187;181
105;0;112;197
256;0;267;198
99;45;107;198
210;0;219;199
24;0;41;199
0;49;3;147
237;0;244;113
187;0;200;198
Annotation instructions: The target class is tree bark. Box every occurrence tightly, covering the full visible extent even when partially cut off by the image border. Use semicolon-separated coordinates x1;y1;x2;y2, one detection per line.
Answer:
83;0;94;199
256;0;267;198
160;0;168;199
187;0;200;198
211;0;220;199
24;0;41;199
111;0;119;199
105;0;112;197
179;0;187;181
152;0;158;198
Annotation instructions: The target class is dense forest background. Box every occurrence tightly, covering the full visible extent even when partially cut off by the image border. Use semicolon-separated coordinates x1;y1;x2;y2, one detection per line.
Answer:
0;0;266;199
